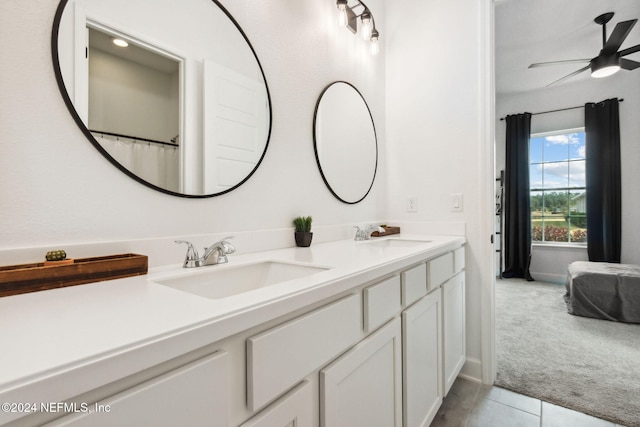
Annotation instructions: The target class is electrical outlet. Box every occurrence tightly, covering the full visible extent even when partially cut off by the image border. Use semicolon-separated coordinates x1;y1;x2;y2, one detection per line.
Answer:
451;193;463;212
407;196;417;212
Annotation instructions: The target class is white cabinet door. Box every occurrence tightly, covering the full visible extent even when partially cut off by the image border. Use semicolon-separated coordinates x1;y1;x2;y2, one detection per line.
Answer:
442;272;466;395
402;291;443;427
320;317;402;427
241;381;313;427
48;351;229;427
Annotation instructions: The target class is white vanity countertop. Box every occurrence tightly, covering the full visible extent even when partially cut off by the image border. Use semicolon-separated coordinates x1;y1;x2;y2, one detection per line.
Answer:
0;234;464;419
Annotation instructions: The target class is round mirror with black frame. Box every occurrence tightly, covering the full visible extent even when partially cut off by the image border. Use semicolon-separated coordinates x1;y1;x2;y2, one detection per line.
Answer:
313;81;378;204
51;0;272;198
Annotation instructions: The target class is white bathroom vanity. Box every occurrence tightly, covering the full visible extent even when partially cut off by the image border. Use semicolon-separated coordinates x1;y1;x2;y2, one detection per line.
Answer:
0;235;465;427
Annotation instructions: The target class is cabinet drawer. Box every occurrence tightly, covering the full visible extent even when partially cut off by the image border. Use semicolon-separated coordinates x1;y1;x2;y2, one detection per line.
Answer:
364;275;401;332
47;351;229;427
247;294;361;411
401;263;427;306
428;252;453;291
454;246;465;273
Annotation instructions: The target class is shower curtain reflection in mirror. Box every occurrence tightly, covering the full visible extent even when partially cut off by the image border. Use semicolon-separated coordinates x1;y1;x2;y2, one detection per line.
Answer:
87;27;182;192
93;132;179;192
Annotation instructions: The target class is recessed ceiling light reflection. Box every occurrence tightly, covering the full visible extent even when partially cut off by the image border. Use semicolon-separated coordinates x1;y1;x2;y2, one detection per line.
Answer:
112;38;129;48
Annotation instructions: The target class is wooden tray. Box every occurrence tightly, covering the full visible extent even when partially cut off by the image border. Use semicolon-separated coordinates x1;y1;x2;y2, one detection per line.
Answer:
0;253;148;297
371;226;400;237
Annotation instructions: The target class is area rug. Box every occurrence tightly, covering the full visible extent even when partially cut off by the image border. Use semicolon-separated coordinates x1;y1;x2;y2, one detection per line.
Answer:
495;278;640;426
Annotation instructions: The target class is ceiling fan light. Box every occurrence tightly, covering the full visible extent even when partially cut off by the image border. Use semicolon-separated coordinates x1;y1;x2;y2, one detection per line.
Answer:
592;65;620;78
591;54;620;78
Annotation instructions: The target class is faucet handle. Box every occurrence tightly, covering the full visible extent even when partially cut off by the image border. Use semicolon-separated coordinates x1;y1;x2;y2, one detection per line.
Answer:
175;240;202;268
220;236;236;254
353;226;365;241
175;240;198;260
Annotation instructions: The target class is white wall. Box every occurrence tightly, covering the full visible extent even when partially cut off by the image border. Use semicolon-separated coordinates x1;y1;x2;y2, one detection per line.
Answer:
496;69;640;279
89;49;179;142
386;0;493;381
0;0;386;256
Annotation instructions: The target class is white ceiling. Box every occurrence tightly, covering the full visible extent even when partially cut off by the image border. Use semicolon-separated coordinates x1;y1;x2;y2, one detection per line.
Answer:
89;28;179;75
495;0;640;95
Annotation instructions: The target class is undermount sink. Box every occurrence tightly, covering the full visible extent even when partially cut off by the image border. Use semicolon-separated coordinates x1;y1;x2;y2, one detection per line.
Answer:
362;238;431;248
153;261;330;300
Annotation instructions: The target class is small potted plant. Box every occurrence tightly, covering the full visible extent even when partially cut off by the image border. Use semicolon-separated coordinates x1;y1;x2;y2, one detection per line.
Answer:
293;216;313;247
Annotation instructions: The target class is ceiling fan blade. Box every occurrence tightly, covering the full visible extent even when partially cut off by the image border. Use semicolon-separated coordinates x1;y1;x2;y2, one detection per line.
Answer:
620;58;640;70
619;44;640;57
545;65;590;87
602;19;637;54
528;59;590;68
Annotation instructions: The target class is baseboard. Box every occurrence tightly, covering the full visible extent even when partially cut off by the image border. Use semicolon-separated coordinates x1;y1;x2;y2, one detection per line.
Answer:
459;356;483;384
529;271;566;285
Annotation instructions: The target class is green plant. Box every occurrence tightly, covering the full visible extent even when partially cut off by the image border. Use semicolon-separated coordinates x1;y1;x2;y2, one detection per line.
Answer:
565;212;587;228
293;216;313;233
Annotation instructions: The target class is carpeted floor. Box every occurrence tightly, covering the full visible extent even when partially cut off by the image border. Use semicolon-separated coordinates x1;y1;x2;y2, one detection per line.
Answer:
495;278;640;427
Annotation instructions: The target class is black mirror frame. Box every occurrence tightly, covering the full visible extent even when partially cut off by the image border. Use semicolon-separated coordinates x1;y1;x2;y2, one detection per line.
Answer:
51;0;272;198
312;81;378;204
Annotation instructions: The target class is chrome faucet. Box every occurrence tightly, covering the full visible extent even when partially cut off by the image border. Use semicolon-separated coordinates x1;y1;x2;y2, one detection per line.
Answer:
354;225;385;241
175;237;236;268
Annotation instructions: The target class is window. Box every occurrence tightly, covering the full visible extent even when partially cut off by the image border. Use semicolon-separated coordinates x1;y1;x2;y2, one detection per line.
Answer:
529;129;586;244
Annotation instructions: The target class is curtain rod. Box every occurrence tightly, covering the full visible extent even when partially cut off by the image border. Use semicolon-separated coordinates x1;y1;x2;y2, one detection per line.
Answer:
499;98;624;121
89;129;179;147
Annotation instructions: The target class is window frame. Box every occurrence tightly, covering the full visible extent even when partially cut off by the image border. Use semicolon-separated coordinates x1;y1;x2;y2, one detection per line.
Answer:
529;127;587;246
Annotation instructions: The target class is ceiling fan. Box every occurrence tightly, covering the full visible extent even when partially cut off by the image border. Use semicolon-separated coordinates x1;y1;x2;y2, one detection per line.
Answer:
529;12;640;87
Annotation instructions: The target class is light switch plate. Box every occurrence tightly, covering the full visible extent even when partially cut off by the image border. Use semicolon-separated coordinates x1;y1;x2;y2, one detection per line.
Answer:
451;193;463;212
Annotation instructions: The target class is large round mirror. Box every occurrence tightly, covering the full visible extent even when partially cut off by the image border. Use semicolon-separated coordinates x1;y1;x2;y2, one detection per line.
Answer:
313;82;378;204
52;0;271;198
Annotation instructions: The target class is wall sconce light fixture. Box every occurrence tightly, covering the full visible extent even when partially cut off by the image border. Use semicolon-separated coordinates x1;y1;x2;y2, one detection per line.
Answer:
336;0;380;55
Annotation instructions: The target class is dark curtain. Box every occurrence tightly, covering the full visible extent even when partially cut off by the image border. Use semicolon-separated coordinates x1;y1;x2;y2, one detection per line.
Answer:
502;113;534;281
585;98;621;262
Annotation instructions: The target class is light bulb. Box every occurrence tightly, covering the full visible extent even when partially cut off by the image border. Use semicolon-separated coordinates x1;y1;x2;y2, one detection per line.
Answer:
338;9;348;27
370;29;379;55
361;11;372;40
370;39;379;55
337;0;348;27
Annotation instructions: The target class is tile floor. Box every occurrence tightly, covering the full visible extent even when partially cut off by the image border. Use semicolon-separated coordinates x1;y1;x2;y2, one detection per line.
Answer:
431;378;625;427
